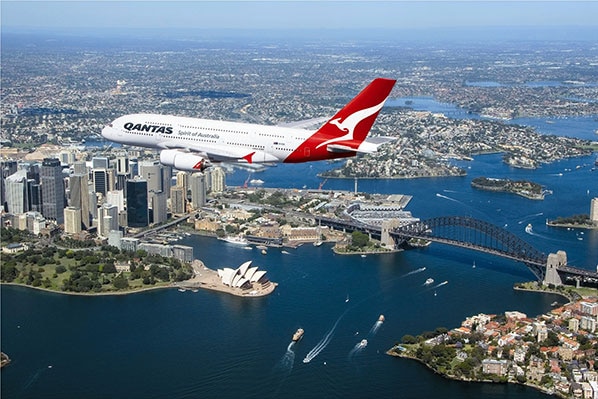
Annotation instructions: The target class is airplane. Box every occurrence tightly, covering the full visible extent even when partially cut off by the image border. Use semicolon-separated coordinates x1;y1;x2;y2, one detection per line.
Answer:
101;78;396;171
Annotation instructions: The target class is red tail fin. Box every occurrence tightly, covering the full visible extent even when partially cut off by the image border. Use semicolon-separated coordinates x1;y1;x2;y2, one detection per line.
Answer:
284;78;396;163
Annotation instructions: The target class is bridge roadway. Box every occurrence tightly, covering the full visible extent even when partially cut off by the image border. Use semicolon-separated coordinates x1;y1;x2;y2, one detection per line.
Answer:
131;215;191;239
315;215;598;287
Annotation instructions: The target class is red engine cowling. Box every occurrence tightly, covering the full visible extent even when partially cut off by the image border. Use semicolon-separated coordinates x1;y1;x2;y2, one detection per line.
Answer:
159;149;211;171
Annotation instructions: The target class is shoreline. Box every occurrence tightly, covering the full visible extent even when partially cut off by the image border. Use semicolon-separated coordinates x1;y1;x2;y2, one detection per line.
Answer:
386;349;563;399
1;282;175;297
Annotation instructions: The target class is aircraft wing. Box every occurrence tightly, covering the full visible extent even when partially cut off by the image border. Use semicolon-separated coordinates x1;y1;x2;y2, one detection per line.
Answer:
278;116;329;129
160;141;277;163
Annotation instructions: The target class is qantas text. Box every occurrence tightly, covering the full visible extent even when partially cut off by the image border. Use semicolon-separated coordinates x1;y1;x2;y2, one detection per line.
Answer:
124;123;173;134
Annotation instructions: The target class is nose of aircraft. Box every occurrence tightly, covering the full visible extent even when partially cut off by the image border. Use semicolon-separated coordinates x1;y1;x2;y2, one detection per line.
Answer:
101;123;114;140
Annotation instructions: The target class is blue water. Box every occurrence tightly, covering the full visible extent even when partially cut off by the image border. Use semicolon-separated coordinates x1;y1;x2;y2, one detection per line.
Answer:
2;110;598;398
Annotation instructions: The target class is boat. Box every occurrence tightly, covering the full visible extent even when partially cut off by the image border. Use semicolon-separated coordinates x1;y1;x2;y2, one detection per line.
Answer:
220;236;248;245
378;314;385;322
525;223;533;234
178;288;186;292
292;328;304;342
313;241;322;247
358;339;368;348
345;294;350;303
249;179;264;185
261;249;267;255
424;278;434;285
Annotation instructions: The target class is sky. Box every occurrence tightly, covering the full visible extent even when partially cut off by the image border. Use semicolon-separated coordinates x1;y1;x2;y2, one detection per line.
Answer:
2;1;598;31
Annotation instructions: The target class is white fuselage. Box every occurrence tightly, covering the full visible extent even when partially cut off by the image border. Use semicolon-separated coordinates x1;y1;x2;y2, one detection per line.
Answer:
102;113;316;164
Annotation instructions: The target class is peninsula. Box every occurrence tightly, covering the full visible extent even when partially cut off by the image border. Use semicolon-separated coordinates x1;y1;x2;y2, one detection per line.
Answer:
387;297;598;398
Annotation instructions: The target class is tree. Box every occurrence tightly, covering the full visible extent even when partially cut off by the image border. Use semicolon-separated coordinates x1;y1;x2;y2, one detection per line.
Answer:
401;335;418;344
351;231;369;248
113;274;129;290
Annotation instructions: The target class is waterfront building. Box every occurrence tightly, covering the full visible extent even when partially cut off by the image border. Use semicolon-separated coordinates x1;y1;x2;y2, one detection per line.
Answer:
40;158;66;224
190;172;207;209
172;245;194;262
64;206;82;234
210;166;226;193
126;179;149;228
139;243;172;258
217;260;268;289
580;302;598;317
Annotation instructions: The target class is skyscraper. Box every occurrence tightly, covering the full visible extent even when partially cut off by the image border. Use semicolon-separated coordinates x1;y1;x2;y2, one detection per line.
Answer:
150;190;167;225
64;206;82;235
41;158;66;224
190;172;206;209
5;170;29;214
126;179;149;228
69;172;91;229
210;166;226;193
170;185;186;215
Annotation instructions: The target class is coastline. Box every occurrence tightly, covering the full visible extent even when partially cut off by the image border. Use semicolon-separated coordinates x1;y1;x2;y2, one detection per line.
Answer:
386;349;563;399
0;282;175;297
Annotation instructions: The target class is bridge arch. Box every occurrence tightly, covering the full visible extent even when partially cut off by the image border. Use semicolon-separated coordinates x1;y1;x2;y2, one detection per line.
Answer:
391;216;548;280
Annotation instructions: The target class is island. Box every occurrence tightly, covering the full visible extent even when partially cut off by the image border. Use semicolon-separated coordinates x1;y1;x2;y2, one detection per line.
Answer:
471;177;546;200
387;297;598;398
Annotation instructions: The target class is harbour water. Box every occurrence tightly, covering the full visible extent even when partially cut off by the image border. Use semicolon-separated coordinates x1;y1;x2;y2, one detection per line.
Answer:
2;112;597;398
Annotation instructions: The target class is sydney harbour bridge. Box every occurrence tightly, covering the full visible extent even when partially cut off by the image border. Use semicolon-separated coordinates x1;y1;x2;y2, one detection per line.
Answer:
315;215;598;288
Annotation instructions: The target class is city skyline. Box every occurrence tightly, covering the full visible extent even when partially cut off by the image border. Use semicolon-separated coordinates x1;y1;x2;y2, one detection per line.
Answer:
2;1;598;33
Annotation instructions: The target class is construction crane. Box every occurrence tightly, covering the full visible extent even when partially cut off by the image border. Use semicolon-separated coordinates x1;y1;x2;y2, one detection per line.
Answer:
318;178;328;190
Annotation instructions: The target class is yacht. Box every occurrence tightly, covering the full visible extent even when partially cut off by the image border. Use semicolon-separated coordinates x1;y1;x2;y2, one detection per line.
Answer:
292;328;304;342
424;278;434;286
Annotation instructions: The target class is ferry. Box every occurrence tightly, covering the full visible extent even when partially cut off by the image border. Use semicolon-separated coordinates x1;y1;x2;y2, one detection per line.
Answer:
358;339;368;348
424;278;434;286
378;314;385;322
292;328;304;342
525;223;533;234
250;179;265;185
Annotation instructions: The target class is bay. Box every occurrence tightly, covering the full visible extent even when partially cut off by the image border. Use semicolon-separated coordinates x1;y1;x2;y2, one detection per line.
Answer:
2;106;597;398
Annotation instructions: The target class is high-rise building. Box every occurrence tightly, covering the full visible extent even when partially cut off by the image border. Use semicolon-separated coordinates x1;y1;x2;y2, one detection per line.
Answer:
170;186;186;215
1;160;19;211
106;190;125;212
97;203;119;238
64;206;82;234
40;158;66;224
126;179;149;228
93;168;109;196
139;161;164;194
28;181;42;213
73;161;87;175
210;166;226;193
190;172;206;209
5;170;29;214
69;173;91;229
150;190;168;224
176;171;189;193
116;156;130;176
91;157;109;170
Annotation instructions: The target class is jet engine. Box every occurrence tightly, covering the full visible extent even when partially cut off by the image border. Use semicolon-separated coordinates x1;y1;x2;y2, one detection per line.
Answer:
159;149;211;171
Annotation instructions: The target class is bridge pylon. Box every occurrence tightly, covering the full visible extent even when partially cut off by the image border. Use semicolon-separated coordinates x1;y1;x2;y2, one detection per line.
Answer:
543;250;566;287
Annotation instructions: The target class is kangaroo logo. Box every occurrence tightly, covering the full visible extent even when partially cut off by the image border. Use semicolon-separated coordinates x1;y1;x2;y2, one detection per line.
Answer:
315;99;387;150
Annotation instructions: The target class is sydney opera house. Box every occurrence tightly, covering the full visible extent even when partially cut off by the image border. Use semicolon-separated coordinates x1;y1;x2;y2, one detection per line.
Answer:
217;261;269;289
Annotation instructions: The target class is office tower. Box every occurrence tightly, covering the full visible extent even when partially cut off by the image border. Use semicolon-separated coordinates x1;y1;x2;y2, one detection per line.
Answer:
92;157;109;170
126;179;148;227
116;156;130;176
210;166;226;193
150;190;167;224
97;203;119;238
176;171;189;193
28;181;42;213
1;160;19;211
88;185;97;225
40;158;66;224
190;172;206;209
93;168;108;196
139;161;164;194
170;185;186;215
73;161;87;175
64;206;82;234
116;173;128;192
69;172;91;229
106;190;125;212
5;170;29;214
